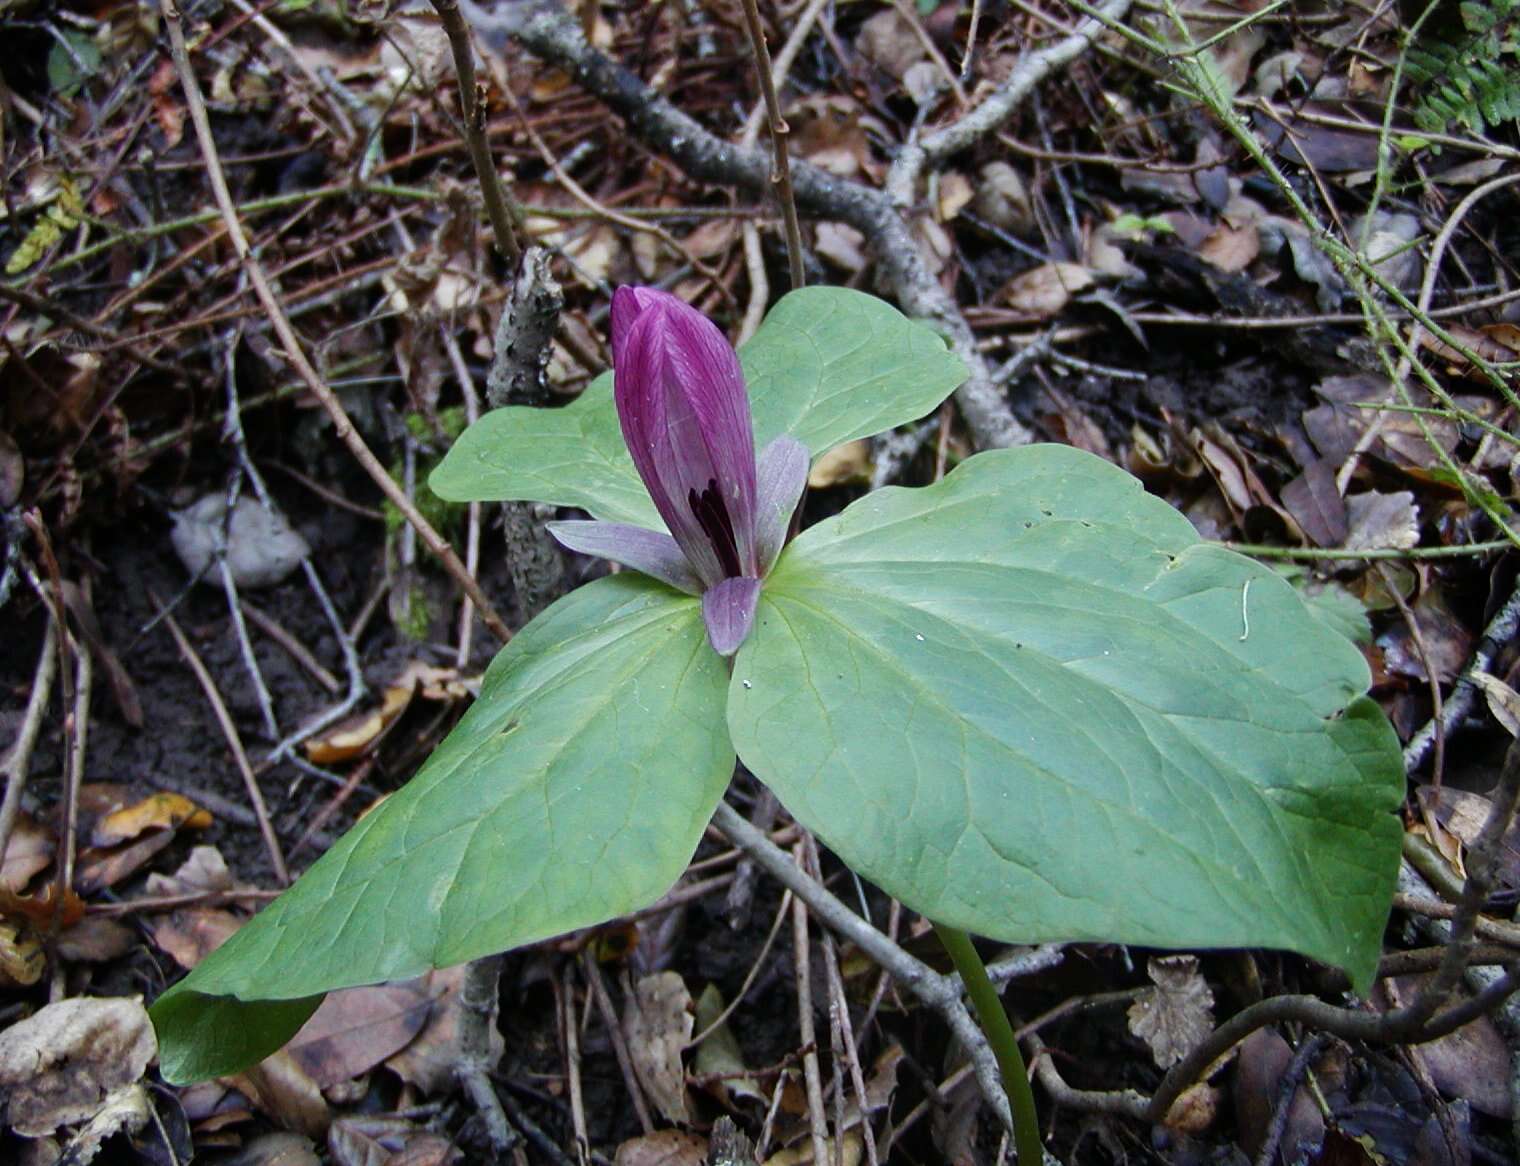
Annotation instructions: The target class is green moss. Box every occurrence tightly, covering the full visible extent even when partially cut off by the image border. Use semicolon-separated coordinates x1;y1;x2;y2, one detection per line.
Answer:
385;407;471;539
395;584;433;642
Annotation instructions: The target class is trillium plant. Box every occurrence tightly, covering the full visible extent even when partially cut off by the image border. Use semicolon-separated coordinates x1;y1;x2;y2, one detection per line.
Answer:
153;286;1403;1157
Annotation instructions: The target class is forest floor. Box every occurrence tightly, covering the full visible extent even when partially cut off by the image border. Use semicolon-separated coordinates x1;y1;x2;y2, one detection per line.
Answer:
3;0;1520;1163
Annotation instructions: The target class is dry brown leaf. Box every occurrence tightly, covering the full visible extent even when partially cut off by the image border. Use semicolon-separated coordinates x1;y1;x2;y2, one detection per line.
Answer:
233;1053;331;1140
226;1132;322;1166
682;219;737;260
1255;105;1381;172
1127;955;1215;1068
1472;672;1520;739
0;884;86;929
304;679;416;764
328;1117;461;1166
1419;322;1520;379
1378;588;1472;686
1040;385;1113;459
974;162;1032;233
0;996;156;1136
1162;1082;1221;1134
788;96;883;180
77;782;133;826
1001;262;1094;318
936;172;974;223
562;224;621;286
76;828;176;894
814;222;867;273
1233;1028;1323;1161
386;1132;460;1166
1343;491;1419;551
1192;428;1256;516
92;792;212;847
56;915;137;964
1197;222;1259;272
1416;786;1520;889
613;1130;709;1166
763;1131;862;1166
914;218;954;278
147;906;242;971
623;971;693;1126
691;983;765;1107
286;979;434;1089
808;440;872;489
1280;459;1349;548
0;917;45;987
1382;976;1513;1118
54;1082;151;1166
855;8;926;80
145;844;237;897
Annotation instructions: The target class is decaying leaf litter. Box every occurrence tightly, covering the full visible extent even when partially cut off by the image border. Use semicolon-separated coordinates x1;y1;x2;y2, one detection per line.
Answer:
3;0;1520;1162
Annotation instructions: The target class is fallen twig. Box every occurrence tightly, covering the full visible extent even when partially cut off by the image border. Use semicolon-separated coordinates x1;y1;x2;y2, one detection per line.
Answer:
462;0;1036;451
159;0;513;644
153;594;289;885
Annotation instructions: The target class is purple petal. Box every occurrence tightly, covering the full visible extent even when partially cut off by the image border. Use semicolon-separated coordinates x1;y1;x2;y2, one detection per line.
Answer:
610;285;665;361
547;520;701;595
754;436;809;575
701;575;762;656
614;290;759;585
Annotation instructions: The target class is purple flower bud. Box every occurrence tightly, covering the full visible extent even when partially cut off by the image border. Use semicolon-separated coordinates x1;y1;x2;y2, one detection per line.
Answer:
548;287;808;656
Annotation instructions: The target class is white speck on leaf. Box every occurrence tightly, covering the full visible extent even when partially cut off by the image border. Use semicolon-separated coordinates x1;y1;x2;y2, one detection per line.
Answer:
742;679;752;689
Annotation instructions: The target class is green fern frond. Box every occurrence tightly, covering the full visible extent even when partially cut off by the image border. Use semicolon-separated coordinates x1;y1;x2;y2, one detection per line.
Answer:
1406;0;1520;134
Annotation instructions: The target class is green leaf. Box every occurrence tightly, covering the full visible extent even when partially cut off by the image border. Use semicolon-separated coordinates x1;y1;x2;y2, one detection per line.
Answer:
729;446;1403;991
429;287;966;524
153;575;733;1082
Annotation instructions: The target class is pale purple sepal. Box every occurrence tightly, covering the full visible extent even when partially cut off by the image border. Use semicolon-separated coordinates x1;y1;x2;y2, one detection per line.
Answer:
754;435;809;575
612;287;759;587
701;575;761;656
547;520;701;596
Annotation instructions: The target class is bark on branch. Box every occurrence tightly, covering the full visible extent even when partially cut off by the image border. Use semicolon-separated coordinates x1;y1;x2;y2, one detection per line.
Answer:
458;0;1055;450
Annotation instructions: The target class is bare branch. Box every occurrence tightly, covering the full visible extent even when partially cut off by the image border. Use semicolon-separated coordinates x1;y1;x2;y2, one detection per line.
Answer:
464;0;1036;450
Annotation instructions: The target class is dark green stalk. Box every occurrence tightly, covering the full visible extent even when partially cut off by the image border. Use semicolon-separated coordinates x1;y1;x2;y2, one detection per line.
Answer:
934;923;1043;1166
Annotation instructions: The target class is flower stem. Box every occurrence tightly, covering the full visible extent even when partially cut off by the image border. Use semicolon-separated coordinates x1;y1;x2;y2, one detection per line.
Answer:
934;922;1043;1166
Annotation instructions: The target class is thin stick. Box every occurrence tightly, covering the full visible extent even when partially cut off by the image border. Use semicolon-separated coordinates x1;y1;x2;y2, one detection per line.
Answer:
739;221;769;344
439;319;483;668
428;0;523;263
561;966;591;1165
0;616;58;865
1406;577;1520;772
685;885;792;1050
792;840;831;1166
709;800;1013;1132
581;952;655;1135
239;601;342;694
822;927;880;1165
58;626;92;918
158;0;512;645
738;0;805;290
155;595;290;885
1225;540;1511;561
738;0;831;148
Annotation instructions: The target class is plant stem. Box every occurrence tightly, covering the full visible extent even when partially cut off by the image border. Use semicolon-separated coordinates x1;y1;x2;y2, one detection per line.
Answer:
934;923;1043;1166
429;0;523;263
737;0;805;290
